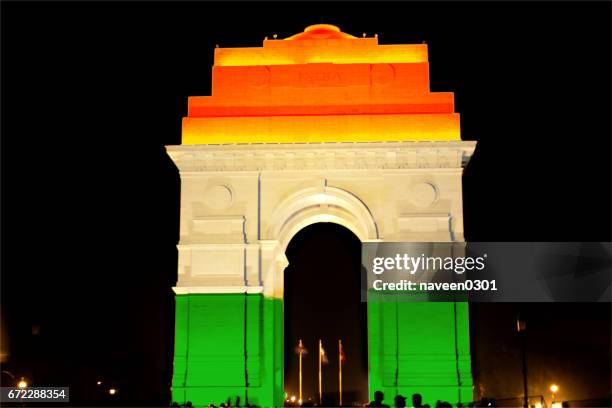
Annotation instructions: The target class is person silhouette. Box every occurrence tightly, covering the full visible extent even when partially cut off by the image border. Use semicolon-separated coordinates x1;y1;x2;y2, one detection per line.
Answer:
412;393;423;408
370;390;390;407
394;394;407;407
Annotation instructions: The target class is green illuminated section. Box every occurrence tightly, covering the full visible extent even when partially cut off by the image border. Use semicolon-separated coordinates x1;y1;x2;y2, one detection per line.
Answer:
368;294;472;405
172;294;283;407
173;292;472;407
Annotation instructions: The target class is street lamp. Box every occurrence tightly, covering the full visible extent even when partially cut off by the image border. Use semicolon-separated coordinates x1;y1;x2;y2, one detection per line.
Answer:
108;388;117;395
550;384;559;403
517;315;528;408
17;377;28;389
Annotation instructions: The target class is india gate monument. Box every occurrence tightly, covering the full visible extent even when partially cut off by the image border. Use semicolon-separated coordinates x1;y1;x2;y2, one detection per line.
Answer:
166;24;475;407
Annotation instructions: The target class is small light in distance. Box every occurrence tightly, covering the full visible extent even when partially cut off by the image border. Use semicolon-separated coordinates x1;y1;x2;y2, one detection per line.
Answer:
17;378;27;389
108;388;117;395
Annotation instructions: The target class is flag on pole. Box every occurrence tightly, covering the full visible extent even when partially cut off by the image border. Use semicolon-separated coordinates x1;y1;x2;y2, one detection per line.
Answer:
297;339;306;402
319;341;329;364
318;339;325;405
338;339;344;407
295;340;308;355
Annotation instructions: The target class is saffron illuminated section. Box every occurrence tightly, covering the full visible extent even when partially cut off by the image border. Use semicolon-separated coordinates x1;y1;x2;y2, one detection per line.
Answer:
182;24;460;145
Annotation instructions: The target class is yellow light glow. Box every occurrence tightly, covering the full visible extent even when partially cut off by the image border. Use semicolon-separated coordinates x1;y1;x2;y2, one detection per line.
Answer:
535;403;542;408
290;395;296;402
182;113;460;144
215;44;428;66
552;403;562;408
214;24;427;67
214;25;429;66
108;388;117;395
550;384;559;393
17;378;27;389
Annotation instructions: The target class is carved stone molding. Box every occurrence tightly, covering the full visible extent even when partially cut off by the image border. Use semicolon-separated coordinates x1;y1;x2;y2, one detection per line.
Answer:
166;141;476;173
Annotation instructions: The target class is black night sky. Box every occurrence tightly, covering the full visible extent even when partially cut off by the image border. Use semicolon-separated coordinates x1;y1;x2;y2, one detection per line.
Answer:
1;1;611;406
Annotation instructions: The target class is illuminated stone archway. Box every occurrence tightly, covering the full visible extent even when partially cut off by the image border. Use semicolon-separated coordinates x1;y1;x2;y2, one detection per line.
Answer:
167;25;475;407
267;185;379;296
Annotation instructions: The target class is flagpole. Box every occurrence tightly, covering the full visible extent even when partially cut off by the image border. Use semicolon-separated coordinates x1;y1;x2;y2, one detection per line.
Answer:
318;339;322;405
339;339;343;407
299;339;303;403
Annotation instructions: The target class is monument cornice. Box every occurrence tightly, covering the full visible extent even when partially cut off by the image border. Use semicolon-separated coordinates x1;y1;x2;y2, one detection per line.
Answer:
166;140;476;173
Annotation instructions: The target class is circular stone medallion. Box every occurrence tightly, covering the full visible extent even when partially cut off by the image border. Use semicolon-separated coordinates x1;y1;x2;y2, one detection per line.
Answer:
410;182;438;207
205;185;233;209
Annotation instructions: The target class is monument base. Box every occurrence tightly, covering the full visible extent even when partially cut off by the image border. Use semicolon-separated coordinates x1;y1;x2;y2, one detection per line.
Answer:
368;300;473;405
172;293;283;407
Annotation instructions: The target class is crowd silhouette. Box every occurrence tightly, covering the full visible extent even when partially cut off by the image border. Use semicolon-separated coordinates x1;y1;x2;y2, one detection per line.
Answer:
171;389;573;407
369;391;446;408
366;390;572;408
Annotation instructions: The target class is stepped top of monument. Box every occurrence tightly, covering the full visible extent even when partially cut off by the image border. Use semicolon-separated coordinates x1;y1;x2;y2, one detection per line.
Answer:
179;24;463;144
214;24;428;66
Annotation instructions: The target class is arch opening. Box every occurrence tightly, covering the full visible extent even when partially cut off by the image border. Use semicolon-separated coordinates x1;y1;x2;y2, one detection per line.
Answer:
283;222;368;406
